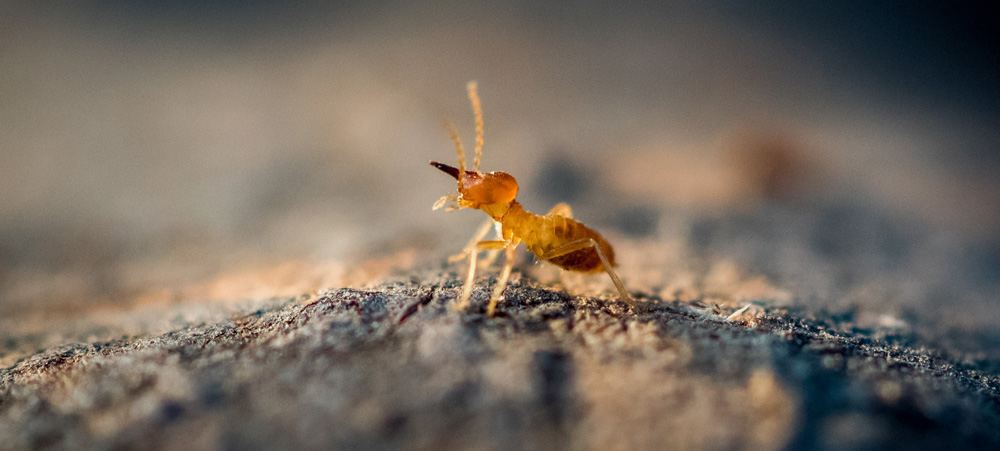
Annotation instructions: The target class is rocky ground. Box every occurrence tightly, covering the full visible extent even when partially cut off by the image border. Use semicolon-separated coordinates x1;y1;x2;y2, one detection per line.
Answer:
3;211;1000;450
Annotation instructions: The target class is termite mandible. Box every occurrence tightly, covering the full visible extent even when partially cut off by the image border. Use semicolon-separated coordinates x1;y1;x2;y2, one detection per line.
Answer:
431;81;634;316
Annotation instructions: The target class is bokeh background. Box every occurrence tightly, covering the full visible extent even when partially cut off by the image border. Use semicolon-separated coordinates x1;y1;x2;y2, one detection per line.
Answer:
2;0;999;355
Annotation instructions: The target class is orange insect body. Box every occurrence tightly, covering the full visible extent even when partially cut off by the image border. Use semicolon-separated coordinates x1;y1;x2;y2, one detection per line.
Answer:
431;82;633;315
512;205;616;272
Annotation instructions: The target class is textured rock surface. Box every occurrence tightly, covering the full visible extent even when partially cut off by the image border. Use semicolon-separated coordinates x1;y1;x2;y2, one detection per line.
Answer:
3;274;999;450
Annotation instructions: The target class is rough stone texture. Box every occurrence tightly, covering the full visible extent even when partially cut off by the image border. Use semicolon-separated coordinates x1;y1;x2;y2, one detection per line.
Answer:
3;191;1000;450
2;273;999;450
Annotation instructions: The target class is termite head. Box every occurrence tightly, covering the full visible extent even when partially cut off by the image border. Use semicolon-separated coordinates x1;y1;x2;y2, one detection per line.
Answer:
430;161;518;210
432;82;517;211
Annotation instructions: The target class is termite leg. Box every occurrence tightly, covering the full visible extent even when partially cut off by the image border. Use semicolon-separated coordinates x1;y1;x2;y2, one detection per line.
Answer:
448;219;495;263
487;243;518;316
537;238;635;307
547;202;573;218
449;220;504;268
480;222;505;267
455;240;508;311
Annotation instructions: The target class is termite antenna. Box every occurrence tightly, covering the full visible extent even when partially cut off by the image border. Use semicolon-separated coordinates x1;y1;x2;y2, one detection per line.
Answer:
444;118;466;183
467;80;484;172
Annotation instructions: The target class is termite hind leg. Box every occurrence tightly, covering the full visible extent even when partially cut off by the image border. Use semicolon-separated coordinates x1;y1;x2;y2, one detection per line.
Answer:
547;203;573;218
455;240;508;311
487;244;518;316
537;239;635;308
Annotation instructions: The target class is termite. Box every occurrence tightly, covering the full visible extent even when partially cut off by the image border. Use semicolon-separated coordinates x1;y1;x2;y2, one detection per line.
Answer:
431;81;634;316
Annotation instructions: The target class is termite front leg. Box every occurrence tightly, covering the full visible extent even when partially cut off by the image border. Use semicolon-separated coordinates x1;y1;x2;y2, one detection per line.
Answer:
487;243;517;316
449;220;505;269
448;219;496;263
537;239;635;308
481;222;506;268
455;240;508;311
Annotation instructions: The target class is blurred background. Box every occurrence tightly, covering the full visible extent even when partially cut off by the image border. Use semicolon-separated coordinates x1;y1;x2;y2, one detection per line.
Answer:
2;0;999;353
